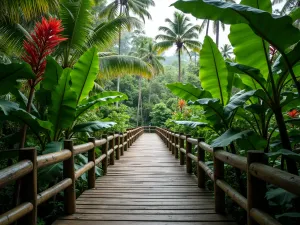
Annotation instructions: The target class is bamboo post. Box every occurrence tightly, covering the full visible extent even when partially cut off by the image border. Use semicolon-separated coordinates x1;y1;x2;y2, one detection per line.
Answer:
186;135;192;174
116;133;120;160
247;151;268;225
175;133;179;159
63;140;76;214
19;148;37;225
88;137;96;189
102;135;108;175
109;133;115;165
197;138;205;188
124;132;128;152
171;133;175;155
179;133;185;165
120;132;124;156
213;147;225;214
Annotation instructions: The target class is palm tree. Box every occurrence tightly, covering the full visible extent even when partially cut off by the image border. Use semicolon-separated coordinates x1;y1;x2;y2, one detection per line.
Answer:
131;40;164;126
155;12;201;82
199;0;235;47
221;44;233;59
273;0;300;28
100;0;155;93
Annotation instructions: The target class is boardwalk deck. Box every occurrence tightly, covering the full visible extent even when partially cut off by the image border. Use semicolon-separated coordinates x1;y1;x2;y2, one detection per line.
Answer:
53;133;236;225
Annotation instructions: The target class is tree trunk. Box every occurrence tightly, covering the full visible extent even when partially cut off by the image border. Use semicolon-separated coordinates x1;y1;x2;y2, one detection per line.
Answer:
19;86;35;148
148;80;151;104
178;50;181;82
136;77;142;126
274;108;299;175
116;4;123;107
206;20;210;36
216;21;220;47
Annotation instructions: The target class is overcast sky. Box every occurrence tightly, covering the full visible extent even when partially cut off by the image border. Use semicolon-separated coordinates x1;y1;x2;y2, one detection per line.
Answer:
143;0;230;55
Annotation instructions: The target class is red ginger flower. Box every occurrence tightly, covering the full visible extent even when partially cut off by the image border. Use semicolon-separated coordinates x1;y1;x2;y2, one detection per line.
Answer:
22;17;67;87
287;109;299;118
178;99;186;112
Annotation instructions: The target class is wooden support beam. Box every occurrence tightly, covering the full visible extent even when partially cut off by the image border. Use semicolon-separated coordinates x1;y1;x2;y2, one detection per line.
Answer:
88;137;96;189
213;147;225;214
185;135;192;174
197;138;205;188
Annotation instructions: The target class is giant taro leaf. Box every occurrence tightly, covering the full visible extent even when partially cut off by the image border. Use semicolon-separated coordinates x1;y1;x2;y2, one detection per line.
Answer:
73;121;116;133
48;68;77;139
211;129;254;147
172;121;208;128
70;47;99;104
229;0;271;81
172;0;300;52
200;36;229;105
0;62;35;95
166;83;212;101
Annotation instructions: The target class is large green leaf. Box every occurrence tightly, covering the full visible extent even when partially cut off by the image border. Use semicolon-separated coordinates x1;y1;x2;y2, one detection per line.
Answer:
73;121;116;133
172;0;300;52
200;36;229;105
11;89;39;117
211;129;254;147
166;83;212;101
42;56;63;90
229;0;270;81
0;100;52;133
0;62;34;95
76;92;128;118
224;90;258;119
226;62;267;91
70;47;99;104
190;98;226;129
48;68;77;139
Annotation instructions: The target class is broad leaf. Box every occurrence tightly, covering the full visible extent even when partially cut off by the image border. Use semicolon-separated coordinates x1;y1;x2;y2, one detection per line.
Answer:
190;98;226;128
76;92;128;118
11;89;39;117
226;62;266;90
266;188;298;209
200;36;229;105
43;141;64;154
0;100;52;133
73;121;116;133
172;120;208;128
229;0;271;80
70;47;99;104
172;0;300;52
224;90;258;119
166;83;212;101
42;56;63;90
211;129;254;147
266;149;300;163
48;68;77;139
0;62;34;95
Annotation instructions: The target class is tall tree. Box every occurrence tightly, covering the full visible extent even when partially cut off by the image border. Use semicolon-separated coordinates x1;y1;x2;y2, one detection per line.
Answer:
220;44;233;59
156;12;201;82
131;39;164;126
100;0;155;94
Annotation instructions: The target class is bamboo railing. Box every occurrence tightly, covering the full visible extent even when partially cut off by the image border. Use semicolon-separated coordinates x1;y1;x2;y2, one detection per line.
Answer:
0;127;144;225
156;127;300;225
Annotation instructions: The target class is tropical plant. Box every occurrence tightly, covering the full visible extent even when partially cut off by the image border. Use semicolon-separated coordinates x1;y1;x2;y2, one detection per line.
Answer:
99;0;155;93
155;12;201;82
171;0;300;175
221;44;233;59
150;103;172;126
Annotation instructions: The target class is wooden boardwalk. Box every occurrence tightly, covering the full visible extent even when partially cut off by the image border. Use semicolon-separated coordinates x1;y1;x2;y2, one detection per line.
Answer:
53;133;235;225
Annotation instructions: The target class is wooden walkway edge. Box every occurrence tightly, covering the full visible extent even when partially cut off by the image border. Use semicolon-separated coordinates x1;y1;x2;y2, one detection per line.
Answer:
53;133;236;225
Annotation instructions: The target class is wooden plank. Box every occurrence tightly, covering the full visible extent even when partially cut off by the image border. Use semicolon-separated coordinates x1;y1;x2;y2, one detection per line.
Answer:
53;133;235;225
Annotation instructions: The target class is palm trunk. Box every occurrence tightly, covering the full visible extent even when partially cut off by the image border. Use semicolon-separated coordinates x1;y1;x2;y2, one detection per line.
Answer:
178;49;181;82
116;4;123;107
148;80;151;104
137;77;142;126
206;20;210;36
216;21;220;47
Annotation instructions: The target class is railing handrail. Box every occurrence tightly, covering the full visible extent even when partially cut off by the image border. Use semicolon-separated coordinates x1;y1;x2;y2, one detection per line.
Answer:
0;127;144;225
156;127;300;225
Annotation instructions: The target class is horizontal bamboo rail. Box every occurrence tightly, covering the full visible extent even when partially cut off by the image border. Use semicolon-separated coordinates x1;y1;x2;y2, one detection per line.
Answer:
0;127;145;225
156;127;300;225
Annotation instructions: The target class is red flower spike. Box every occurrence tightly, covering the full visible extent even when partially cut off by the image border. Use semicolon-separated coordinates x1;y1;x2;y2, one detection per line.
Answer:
287;109;299;118
22;17;67;87
178;99;186;110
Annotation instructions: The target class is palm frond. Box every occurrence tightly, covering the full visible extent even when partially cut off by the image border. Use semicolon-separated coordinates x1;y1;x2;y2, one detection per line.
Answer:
155;41;174;54
99;55;154;79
